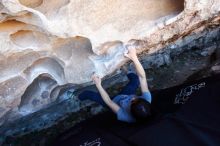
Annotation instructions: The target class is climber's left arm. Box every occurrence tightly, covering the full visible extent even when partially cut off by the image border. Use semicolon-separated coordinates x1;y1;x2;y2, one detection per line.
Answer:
92;74;120;113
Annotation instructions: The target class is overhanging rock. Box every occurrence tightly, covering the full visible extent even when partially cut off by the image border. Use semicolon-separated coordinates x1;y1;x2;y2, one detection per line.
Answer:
0;0;220;126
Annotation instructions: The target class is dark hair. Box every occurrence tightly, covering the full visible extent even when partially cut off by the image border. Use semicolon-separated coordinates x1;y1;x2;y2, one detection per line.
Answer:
130;98;151;121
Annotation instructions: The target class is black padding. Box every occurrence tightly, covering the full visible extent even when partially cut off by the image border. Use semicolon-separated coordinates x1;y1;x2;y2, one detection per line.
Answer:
130;74;220;146
54;74;220;146
54;119;131;146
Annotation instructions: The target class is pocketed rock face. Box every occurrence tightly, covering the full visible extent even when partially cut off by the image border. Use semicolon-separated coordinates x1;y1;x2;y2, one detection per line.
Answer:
0;0;219;127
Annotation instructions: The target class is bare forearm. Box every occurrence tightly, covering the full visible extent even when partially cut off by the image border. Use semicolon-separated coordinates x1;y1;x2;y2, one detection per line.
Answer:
96;85;111;103
131;56;150;92
132;57;146;78
124;47;149;92
96;84;120;113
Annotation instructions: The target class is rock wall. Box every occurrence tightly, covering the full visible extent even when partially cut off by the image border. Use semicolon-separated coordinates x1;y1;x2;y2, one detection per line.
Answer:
0;0;220;126
1;24;220;146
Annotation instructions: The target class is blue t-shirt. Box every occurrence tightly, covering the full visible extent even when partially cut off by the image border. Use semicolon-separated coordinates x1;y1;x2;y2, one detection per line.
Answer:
113;92;152;123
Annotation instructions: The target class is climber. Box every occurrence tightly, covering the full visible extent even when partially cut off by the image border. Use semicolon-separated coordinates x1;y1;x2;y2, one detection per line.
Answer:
78;45;152;123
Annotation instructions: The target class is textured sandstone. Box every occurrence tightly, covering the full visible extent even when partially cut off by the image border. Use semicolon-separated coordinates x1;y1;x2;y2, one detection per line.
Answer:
0;0;219;126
